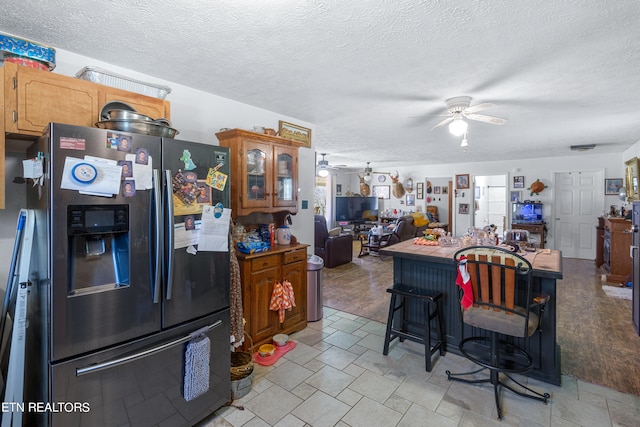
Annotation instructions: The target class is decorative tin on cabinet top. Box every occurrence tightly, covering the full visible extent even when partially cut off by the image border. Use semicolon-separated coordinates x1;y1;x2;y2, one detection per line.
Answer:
0;33;56;70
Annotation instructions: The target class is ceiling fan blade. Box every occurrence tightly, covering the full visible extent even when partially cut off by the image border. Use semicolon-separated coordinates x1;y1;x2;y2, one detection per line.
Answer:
463;102;495;114
431;117;454;130
466;113;507;125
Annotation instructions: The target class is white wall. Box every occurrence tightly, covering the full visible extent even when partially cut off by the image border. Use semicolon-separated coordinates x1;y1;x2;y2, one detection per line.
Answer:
339;151;625;248
0;48;318;290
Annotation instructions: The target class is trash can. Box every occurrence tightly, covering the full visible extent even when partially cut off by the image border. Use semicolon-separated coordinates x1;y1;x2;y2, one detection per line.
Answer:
307;254;324;321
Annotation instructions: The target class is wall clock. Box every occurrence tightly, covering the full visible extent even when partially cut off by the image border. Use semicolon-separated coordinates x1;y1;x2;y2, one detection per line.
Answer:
378;175;386;182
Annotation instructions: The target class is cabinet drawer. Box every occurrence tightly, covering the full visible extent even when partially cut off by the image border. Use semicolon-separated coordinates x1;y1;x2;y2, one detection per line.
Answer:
283;248;306;265
251;255;279;272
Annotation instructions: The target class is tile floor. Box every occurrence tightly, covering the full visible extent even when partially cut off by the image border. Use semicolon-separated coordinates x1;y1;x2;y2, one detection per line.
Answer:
199;307;640;427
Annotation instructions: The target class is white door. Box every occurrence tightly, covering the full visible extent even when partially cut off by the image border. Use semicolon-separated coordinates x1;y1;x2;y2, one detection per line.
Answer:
554;170;603;259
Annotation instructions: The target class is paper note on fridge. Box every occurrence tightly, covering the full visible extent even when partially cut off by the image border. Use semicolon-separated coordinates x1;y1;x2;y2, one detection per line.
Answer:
198;206;231;252
174;220;201;249
125;153;153;190
60;156;122;195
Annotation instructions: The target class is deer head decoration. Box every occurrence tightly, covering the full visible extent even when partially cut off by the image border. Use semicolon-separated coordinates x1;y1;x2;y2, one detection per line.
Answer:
358;174;371;196
390;171;405;199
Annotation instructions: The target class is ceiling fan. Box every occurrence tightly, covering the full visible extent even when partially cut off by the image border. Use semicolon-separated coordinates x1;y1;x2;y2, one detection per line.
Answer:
430;96;507;135
346;162;391;183
316;153;346;177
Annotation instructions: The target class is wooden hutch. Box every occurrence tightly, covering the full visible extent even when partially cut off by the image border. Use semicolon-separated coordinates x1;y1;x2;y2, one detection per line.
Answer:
217;128;308;349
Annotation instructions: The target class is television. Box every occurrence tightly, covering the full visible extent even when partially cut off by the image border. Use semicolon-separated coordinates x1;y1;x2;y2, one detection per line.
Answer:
512;202;543;224
335;196;379;223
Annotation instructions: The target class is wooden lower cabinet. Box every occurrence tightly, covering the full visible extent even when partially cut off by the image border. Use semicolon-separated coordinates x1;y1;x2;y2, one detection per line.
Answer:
238;244;308;349
600;217;632;283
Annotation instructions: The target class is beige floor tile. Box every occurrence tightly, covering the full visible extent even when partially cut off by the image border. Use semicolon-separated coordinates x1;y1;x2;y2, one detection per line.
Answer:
348;369;402;403
242;384;303;425
398;403;458;427
304;365;356;396
315;345;359;370
290;390;351;427
341;396;403;427
264;360;314;391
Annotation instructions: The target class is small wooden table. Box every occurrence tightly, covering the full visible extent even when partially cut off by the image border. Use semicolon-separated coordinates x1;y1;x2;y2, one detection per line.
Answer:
359;231;393;259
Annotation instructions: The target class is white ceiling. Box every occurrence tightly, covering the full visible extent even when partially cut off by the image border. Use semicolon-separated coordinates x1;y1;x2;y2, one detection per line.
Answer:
2;0;640;170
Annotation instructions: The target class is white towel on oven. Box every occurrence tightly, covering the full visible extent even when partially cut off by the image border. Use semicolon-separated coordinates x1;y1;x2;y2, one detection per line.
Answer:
183;335;210;401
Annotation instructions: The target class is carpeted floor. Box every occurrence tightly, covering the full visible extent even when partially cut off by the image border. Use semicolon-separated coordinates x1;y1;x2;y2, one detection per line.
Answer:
321;241;640;395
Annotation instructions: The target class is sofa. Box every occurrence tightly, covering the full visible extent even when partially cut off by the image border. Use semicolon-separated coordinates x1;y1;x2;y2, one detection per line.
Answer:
387;207;448;245
314;215;353;268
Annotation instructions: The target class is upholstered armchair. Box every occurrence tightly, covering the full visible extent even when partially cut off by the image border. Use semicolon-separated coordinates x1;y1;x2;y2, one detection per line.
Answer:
387;217;418;245
314;215;353;268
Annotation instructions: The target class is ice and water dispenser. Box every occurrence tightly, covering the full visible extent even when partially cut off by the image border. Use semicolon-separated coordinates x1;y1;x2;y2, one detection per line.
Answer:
67;205;130;295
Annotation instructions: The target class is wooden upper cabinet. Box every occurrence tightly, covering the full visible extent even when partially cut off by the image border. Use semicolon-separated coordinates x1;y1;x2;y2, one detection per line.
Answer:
217;128;299;217
4;62;100;135
101;88;170;121
3;62;170;136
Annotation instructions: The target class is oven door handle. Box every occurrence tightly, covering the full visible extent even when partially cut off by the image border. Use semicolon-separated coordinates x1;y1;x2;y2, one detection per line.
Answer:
75;320;222;376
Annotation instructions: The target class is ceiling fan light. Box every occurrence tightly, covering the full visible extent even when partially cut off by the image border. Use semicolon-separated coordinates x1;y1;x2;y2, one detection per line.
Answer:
364;174;372;183
318;168;329;177
449;118;468;136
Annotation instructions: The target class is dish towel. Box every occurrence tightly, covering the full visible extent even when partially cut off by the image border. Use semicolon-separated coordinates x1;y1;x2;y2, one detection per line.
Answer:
269;280;296;323
455;255;474;309
183;335;210;402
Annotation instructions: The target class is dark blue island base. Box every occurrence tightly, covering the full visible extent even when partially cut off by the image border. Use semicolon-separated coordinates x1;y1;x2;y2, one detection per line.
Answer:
380;241;563;386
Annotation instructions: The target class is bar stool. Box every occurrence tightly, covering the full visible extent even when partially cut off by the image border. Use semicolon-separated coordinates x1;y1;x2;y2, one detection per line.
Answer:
383;283;445;371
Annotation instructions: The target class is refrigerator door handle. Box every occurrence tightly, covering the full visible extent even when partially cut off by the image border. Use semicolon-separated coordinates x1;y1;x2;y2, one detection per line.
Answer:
165;169;175;300
152;169;161;304
75;319;223;376
631;246;638;258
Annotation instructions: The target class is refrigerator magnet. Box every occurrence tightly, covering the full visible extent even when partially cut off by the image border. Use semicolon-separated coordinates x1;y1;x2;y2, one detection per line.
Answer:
180;149;196;170
213;202;224;218
135;148;149;165
118;160;133;179
122;179;136;197
117;135;132;153
206;167;228;191
71;162;98;184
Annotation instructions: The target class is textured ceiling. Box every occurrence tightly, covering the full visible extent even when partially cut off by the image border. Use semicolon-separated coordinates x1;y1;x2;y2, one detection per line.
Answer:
2;0;640;169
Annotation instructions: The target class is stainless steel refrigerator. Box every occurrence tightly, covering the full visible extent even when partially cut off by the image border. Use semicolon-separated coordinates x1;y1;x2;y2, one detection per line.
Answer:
26;123;231;426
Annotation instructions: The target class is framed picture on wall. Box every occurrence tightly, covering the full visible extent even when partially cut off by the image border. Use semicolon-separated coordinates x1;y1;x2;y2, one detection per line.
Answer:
372;185;390;199
442;185;448;194
416;182;424;199
336;184;342;196
406;193;415;206
605;178;623;195
456;174;470;189
510;190;522;202
513;176;525;188
459;203;469;214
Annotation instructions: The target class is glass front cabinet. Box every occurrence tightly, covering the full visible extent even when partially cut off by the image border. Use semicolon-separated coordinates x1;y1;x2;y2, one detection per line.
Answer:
217;129;299;216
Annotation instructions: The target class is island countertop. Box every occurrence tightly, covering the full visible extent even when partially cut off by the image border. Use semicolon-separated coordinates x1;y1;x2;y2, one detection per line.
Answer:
380;239;562;279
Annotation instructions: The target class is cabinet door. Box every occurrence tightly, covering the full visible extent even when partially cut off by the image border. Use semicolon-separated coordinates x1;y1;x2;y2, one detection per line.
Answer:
273;145;298;209
281;261;306;331
101;90;170;121
241;140;273;211
248;266;280;344
5;63;100;135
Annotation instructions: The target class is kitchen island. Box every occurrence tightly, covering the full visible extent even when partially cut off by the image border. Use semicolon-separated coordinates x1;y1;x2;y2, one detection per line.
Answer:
380;240;563;385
